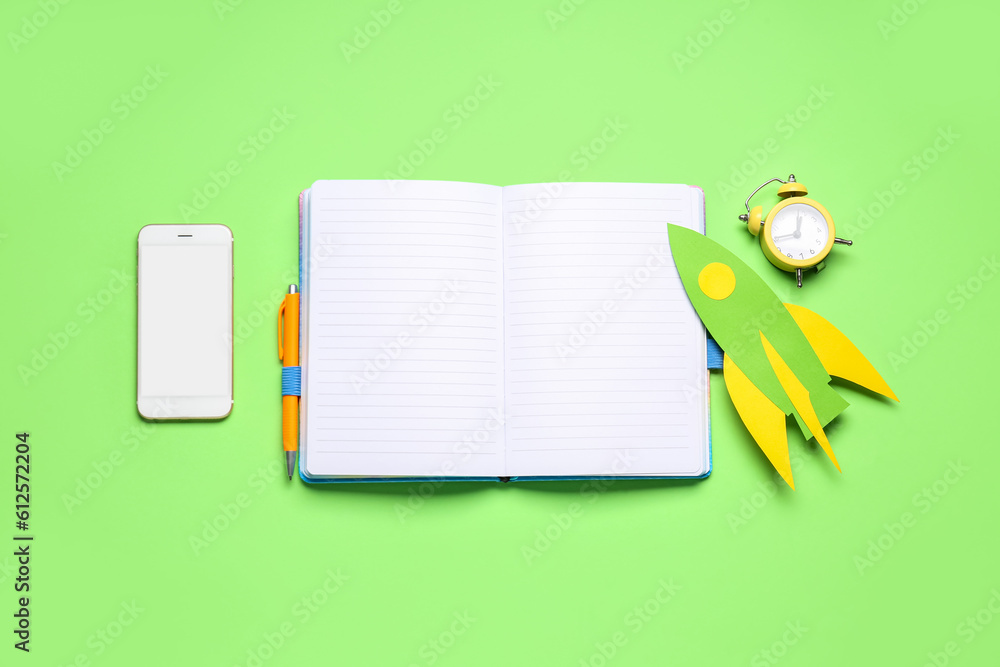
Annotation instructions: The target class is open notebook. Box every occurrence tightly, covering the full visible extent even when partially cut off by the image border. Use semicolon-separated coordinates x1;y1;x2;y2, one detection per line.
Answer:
297;180;710;482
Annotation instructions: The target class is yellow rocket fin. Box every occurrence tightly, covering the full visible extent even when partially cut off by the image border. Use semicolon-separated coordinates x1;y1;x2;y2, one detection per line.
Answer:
784;303;899;402
723;353;794;489
760;334;841;473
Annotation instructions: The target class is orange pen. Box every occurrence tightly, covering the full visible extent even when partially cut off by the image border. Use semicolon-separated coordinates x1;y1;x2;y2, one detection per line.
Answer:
278;285;300;479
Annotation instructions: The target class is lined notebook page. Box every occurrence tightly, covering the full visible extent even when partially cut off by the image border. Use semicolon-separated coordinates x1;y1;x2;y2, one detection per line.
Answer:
301;180;505;478
502;183;708;477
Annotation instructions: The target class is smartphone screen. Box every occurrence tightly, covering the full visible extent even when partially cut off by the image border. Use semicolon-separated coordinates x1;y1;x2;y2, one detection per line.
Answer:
137;224;233;419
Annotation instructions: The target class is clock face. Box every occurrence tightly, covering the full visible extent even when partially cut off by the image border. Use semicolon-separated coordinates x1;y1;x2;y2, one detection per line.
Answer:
769;202;830;262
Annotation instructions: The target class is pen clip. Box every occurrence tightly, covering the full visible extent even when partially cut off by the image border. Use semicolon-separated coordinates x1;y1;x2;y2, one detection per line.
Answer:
277;298;286;362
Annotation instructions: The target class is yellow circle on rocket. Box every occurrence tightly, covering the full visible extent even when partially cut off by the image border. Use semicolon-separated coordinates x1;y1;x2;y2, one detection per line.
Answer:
698;262;736;300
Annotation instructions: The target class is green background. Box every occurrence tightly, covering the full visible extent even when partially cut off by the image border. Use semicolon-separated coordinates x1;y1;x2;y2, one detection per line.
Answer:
3;0;999;664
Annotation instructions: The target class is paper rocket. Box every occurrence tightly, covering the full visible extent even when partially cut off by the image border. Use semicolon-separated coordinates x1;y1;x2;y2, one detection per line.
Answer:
667;225;898;488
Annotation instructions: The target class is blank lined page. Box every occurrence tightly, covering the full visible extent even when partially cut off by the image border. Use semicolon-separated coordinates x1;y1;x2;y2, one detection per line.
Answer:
502;183;708;477
301;180;504;478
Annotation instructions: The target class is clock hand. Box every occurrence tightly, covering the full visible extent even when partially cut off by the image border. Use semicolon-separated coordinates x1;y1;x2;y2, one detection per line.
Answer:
794;212;802;238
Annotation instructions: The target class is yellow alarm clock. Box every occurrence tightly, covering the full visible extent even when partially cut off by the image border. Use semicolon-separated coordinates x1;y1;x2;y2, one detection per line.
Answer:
738;174;852;288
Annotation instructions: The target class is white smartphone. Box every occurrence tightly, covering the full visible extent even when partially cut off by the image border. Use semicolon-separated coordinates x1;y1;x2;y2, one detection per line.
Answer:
137;224;233;419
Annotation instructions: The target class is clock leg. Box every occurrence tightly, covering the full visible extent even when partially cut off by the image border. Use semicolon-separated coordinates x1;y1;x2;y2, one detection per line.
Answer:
835;237;853;245
796;268;803;288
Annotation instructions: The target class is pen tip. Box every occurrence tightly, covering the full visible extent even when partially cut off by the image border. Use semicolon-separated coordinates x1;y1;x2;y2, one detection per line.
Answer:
286;451;297;480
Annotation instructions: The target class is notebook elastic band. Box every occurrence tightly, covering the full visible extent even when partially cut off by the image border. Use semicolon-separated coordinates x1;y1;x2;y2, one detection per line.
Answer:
707;338;723;370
